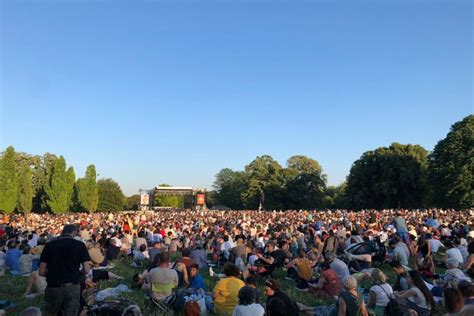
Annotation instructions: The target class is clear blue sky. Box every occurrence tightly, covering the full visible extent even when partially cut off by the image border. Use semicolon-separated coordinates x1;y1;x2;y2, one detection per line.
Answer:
1;0;472;196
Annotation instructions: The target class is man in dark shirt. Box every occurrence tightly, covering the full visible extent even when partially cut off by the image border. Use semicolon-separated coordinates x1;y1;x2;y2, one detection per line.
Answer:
39;224;91;316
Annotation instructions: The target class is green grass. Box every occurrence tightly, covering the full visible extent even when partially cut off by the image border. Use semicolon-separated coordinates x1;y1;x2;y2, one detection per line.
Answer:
0;254;447;315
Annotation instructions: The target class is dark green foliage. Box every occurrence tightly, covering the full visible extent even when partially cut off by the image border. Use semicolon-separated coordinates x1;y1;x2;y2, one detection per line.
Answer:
0;146;19;214
77;165;99;213
18;166;33;213
429;115;474;208
213;155;328;210
97;178;125;212
346;143;429;209
45;156;75;213
284;155;327;209
213;169;246;209
124;194;141;210
33;153;58;213
154;194;184;208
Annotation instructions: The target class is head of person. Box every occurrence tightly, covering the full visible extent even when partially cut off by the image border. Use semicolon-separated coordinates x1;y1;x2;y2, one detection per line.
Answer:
443;288;464;314
342;275;358;291
388;239;398;249
139;244;147;252
447;258;460;270
238;286;256;306
61;224;78;237
22;245;31;255
297;248;305;258
182;248;191;257
267;242;275;252
320;261;331;271
7;240;17;249
457;280;474;300
389;260;405;275
264;279;279;297
223;262;240;278
370;268;387;285
325;252;336;263
190;263;199;278
245;275;257;288
158;252;170;266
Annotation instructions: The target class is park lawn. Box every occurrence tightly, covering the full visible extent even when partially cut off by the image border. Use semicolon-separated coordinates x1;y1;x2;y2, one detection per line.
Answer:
0;254;446;316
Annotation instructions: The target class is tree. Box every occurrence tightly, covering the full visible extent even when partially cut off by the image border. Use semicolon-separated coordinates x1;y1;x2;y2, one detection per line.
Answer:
213;168;245;209
346;143;429;209
32;153;58;212
429;115;474;208
241;155;285;209
124;194;141;210
154;194;184;208
0;146;19;214
97;178;125;212
154;184;184;208
283;155;327;209
66;167;76;209
324;182;348;209
18;166;33;213
77;165;99;213
46;156;74;213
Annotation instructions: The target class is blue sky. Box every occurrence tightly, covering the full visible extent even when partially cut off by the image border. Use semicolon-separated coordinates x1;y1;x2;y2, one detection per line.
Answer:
1;0;472;196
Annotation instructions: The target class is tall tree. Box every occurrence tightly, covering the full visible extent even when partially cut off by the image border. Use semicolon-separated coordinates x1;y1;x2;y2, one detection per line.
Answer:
429;115;474;208
346;143;429;209
77;165;99;213
213;168;245;209
66;167;76;210
241;155;284;209
0;146;19;214
97;178;125;212
32;153;58;212
18;166;33;213
46;156;74;213
284;155;327;209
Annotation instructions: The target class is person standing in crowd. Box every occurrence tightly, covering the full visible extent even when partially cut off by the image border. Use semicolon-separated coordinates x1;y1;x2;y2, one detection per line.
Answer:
39;224;91;316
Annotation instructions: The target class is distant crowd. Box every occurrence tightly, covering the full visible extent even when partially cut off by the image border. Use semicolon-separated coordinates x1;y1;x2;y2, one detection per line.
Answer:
1;208;473;316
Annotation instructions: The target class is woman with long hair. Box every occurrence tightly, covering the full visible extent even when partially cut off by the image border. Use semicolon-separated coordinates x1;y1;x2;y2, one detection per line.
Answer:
395;270;434;316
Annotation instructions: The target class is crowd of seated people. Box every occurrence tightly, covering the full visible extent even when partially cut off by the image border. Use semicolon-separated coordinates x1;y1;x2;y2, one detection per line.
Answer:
0;207;473;315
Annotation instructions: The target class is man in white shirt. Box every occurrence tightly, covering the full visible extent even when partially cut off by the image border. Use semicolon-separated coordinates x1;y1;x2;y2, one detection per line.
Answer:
428;235;444;253
444;241;464;266
390;239;409;267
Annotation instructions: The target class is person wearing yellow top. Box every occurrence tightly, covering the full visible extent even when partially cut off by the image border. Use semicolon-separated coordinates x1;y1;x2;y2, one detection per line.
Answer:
284;249;314;289
206;263;245;315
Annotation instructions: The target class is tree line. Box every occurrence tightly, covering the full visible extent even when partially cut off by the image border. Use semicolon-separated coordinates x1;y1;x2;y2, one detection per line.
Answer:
0;150;128;214
211;115;473;210
0;115;472;213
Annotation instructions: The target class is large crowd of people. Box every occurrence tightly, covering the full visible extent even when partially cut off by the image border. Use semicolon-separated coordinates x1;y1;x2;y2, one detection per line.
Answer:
1;208;473;316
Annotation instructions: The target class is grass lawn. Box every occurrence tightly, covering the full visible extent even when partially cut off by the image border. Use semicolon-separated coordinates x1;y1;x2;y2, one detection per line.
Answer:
0;254;447;315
